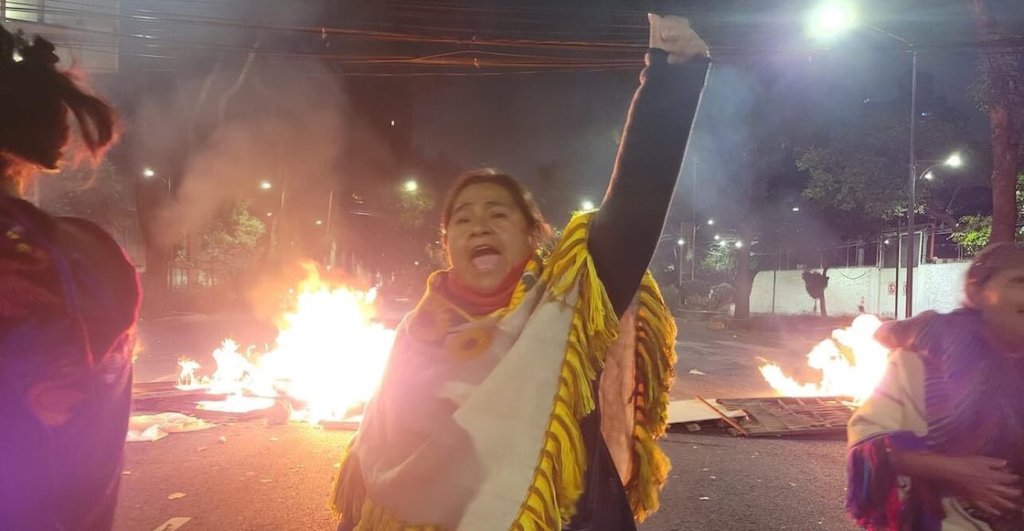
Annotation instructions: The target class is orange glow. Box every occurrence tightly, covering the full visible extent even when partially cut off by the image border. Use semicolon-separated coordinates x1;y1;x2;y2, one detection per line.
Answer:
759;315;889;405
178;265;395;422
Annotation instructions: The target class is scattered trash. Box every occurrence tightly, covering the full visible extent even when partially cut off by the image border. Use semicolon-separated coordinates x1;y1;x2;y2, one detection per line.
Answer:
127;413;215;442
153;517;192;531
264;400;292;426
715;396;854;438
667;399;746;425
687;369;707;376
167;492;187;500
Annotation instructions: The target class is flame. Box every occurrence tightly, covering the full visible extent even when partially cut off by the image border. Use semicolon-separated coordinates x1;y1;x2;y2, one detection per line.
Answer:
758;314;890;404
177;265;395;423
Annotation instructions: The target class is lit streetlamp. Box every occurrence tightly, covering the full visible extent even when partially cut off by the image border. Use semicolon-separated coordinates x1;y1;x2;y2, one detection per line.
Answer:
809;1;922;317
580;199;596;211
403;180;418;193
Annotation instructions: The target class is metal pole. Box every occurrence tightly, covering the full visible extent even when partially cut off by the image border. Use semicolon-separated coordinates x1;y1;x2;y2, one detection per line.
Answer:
905;49;918;318
771;252;778;314
678;220;685;288
690;158;698;281
690;223;698;281
325;188;335;266
895;219;901;319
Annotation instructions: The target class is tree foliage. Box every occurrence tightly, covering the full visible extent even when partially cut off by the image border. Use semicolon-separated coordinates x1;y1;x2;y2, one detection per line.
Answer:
201;201;266;280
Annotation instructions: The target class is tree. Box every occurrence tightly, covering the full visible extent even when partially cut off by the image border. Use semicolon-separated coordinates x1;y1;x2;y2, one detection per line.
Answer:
799;112;969;234
201;201;266;283
965;0;1024;244
951;173;1024;252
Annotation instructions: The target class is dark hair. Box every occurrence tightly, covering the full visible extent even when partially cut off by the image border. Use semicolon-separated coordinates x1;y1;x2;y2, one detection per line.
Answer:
0;26;118;190
440;168;553;242
965;242;1024;306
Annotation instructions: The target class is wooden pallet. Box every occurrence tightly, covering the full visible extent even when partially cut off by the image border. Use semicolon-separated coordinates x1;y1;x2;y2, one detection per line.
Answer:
715;396;855;437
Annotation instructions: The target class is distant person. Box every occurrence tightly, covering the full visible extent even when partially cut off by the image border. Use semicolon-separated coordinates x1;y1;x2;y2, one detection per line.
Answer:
0;26;140;529
331;14;709;531
847;243;1024;530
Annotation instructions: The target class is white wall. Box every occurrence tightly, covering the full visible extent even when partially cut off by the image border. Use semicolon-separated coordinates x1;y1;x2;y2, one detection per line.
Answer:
751;262;970;318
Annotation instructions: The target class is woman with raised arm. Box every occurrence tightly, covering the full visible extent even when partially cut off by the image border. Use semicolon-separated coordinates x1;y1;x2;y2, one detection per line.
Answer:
332;14;709;530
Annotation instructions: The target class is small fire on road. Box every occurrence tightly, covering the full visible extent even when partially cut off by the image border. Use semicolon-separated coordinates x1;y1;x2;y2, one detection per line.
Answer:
177;265;395;423
758;315;889;405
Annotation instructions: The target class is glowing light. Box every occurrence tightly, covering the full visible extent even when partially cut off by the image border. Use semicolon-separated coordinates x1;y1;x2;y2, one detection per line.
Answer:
677;238;685;246
944;153;963;168
707;219;715;226
580;199;596;211
403;180;418;193
735;241;744;249
142;168;156;178
714;234;721;241
792;206;801;212
260;181;273;190
808;1;858;40
923;172;935;181
315;220;324;226
177;265;395;423
759;315;888;404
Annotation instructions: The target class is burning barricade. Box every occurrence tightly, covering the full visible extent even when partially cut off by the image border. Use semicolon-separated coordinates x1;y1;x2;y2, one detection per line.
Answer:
139;266;396;430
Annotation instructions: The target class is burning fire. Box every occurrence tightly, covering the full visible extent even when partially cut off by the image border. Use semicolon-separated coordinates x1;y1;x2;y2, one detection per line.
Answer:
177;266;396;423
758;315;890;404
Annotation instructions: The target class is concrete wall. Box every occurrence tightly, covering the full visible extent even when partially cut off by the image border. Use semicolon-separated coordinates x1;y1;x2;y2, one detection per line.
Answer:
751;262;970;318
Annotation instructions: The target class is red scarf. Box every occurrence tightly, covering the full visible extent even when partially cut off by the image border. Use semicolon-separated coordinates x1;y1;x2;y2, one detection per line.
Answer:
444;257;531;316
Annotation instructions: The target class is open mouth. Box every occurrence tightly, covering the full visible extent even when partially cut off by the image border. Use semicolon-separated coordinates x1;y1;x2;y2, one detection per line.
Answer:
470;245;502;272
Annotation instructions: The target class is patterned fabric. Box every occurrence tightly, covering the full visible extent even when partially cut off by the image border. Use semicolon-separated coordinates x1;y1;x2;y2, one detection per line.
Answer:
0;195;140;530
331;213;677;530
848;310;1024;530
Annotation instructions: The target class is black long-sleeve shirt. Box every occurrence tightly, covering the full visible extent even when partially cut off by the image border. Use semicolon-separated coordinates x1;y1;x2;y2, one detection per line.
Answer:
569;50;708;531
589;49;709;317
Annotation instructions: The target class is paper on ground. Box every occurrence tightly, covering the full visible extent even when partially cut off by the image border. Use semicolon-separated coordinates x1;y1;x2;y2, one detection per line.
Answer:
667;399;746;424
127;412;216;442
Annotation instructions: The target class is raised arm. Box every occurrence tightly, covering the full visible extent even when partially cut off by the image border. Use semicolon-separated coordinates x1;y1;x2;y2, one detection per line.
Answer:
588;15;709;316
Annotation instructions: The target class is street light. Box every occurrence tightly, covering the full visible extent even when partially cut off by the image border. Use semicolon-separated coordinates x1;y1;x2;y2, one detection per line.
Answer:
807;1;857;40
809;1;920;317
792;206;801;212
580;199;596;211
944;152;963;168
260;180;272;190
142;167;170;199
403;179;418;193
677;238;685;246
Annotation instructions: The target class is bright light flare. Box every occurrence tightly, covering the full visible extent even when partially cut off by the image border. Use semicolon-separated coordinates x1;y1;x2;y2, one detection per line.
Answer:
808;1;858;40
945;153;963;168
403;180;419;193
260;181;273;190
177;265;395;423
759;314;889;404
580;199;596;211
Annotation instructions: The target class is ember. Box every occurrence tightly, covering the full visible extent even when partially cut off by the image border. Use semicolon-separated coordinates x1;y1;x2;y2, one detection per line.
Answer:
758;315;889;405
177;266;395;423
